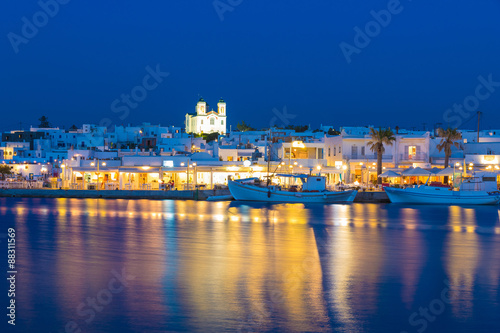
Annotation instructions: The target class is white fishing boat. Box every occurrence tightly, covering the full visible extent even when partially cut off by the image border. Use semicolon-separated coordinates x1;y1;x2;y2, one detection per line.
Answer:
228;175;357;203
385;172;500;205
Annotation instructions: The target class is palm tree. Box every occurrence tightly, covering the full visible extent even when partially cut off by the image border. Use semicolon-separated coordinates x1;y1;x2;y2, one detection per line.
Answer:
436;127;462;183
367;127;396;184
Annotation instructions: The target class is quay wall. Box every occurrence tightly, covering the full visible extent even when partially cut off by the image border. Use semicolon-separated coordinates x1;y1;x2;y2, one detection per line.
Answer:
0;189;390;202
353;191;390;203
0;188;231;200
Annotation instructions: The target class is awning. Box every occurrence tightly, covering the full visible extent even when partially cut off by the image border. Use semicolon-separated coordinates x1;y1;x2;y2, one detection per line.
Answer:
275;173;308;178
70;167;119;172
378;170;402;178
436;167;456;176
401;167;432;176
118;167;161;173
429;167;443;174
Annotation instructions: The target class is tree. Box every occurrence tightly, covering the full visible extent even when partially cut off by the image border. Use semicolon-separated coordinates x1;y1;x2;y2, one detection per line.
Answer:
202;132;220;143
38;116;51;128
367;127;396;184
236;121;255;132
69;124;78;131
327;128;341;136
436;127;462;183
285;124;309;132
0;165;13;180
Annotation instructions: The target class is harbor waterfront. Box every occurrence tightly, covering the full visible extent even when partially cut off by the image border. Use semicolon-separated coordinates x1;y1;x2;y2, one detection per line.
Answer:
2;124;500;196
4;1;500;332
1;198;500;332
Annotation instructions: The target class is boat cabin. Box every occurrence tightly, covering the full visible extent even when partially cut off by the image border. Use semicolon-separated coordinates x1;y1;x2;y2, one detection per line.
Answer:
459;172;498;192
275;174;327;192
300;175;326;192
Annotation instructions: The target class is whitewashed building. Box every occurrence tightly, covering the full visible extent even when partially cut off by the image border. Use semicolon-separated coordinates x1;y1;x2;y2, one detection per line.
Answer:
185;98;227;134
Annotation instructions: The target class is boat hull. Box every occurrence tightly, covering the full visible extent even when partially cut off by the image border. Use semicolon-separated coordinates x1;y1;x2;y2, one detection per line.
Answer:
385;186;500;205
228;181;357;203
207;194;234;201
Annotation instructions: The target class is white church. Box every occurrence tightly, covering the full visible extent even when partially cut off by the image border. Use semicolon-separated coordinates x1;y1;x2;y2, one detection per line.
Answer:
185;98;227;135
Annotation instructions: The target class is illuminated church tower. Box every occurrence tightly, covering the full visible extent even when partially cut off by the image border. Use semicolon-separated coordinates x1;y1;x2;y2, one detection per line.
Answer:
185;97;227;134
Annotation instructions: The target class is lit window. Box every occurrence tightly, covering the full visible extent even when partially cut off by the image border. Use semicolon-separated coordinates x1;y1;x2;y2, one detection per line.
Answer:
408;146;417;159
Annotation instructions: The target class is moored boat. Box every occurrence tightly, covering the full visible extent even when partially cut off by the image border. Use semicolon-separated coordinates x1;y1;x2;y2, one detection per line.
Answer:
385;172;500;205
228;175;357;203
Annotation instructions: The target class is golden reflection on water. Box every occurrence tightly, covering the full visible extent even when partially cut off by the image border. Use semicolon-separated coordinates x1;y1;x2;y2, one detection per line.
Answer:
13;204;33;316
327;204;389;331
444;205;500;319
171;202;329;331
4;198;500;332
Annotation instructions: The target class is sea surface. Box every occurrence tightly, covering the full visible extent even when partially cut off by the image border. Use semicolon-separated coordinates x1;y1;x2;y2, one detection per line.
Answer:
1;197;500;333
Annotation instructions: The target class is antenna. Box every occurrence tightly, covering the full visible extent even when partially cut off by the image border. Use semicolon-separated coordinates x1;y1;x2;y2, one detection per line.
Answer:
477;111;482;143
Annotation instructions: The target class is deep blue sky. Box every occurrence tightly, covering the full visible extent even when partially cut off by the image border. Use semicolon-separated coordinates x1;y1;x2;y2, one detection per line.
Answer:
2;0;500;132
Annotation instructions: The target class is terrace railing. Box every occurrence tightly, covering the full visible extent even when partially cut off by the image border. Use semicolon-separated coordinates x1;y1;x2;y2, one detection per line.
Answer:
400;153;428;161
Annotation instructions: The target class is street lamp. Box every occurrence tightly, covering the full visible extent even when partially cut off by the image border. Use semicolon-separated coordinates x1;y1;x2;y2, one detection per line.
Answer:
452;162;461;185
342;164;348;184
91;159;106;190
192;162;197;188
60;164;65;186
185;159;191;190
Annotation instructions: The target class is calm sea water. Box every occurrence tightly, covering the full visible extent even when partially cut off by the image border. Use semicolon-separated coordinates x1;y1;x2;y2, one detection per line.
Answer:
1;198;500;333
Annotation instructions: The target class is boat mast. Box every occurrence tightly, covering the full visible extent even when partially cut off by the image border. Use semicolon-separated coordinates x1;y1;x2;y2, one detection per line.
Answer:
267;128;272;186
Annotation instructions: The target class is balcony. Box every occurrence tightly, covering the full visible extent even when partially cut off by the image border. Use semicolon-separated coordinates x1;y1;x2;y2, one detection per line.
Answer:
290;159;328;168
400;153;427;162
345;154;393;161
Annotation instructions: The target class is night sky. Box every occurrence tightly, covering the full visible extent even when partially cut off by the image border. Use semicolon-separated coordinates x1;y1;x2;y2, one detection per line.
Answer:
2;0;500;132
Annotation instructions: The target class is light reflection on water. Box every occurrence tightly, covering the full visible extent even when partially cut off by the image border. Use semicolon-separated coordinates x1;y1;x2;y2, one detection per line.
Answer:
1;198;500;332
